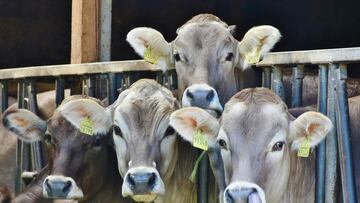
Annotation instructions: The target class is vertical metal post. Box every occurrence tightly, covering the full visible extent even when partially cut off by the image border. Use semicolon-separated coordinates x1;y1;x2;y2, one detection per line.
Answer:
271;66;285;101
325;64;338;203
291;65;304;108
169;70;178;91
107;73;122;104
156;71;164;85
55;78;65;106
316;64;328;203
15;81;25;194
85;76;96;97
335;64;357;203
197;152;209;203
262;67;271;88
0;81;9;112
27;80;44;172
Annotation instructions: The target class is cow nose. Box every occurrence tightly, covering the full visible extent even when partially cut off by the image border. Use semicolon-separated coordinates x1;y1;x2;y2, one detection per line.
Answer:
44;178;72;198
43;175;84;199
127;172;157;194
182;84;223;117
224;182;265;203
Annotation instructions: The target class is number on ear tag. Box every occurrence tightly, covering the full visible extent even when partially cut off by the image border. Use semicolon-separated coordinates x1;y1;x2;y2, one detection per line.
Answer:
193;130;208;151
297;138;311;158
80;117;93;136
144;47;159;64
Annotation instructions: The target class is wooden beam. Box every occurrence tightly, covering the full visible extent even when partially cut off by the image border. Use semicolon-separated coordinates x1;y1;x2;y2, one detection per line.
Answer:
71;0;100;63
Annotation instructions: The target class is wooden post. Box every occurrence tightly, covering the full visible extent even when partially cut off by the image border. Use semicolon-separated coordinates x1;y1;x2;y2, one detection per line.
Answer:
71;0;100;64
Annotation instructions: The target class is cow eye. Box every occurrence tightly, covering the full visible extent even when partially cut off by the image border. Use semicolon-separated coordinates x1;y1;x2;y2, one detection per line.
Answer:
44;132;52;143
113;125;122;137
272;141;285;152
164;126;175;137
174;53;181;62
225;52;234;61
218;139;227;149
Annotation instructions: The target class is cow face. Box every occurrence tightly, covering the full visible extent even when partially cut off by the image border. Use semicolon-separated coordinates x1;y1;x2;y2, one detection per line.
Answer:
170;88;332;203
110;79;179;202
127;14;281;116
2;96;112;200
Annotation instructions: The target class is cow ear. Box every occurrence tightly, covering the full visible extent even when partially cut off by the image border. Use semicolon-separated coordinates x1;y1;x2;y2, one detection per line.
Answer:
289;111;333;150
2;109;46;142
237;25;281;70
170;107;220;147
127;27;173;72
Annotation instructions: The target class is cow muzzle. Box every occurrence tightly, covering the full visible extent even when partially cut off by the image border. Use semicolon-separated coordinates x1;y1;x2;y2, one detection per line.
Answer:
182;84;223;118
43;175;84;199
224;182;266;203
122;166;165;202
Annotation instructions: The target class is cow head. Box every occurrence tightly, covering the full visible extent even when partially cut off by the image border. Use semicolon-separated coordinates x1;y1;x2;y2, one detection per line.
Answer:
170;88;332;203
127;14;281;116
2;96;113;200
109;79;179;202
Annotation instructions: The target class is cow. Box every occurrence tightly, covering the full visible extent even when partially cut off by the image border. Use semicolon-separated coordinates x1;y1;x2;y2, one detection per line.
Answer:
0;90;70;194
109;79;217;203
170;88;337;203
2;95;132;203
126;13;281;117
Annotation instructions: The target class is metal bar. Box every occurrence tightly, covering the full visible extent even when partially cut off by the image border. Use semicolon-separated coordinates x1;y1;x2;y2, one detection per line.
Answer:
156;72;164;85
335;64;357;203
271;66;285;101
0;81;9;112
262;67;271;88
169;70;178;91
27;80;44;171
197;152;209;203
291;65;304;108
15;81;25;194
325;63;338;203
85;76;96;97
315;64;328;203
107;73;123;104
55;78;65;106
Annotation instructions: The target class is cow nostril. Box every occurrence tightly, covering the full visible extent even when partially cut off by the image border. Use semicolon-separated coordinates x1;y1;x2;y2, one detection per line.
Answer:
206;90;214;101
44;179;51;192
148;172;156;188
225;189;234;203
127;174;136;187
186;90;194;100
62;181;72;194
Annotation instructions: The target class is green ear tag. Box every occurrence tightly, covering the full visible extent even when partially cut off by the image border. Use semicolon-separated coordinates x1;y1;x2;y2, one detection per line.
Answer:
297;137;311;158
80;117;93;136
143;47;159;64
193;130;208;151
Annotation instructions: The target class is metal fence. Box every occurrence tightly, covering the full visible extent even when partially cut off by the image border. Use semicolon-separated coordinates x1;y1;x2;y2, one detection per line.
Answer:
0;47;359;202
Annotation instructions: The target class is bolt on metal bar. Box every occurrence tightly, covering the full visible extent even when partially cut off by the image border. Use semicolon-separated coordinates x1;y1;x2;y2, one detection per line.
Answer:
0;81;9;112
271;66;285;101
291;65;305;108
335;64;357;203
325;64;338;203
262;67;271;88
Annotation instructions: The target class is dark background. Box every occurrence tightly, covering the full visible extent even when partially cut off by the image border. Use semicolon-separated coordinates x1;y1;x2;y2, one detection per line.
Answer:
1;0;360;68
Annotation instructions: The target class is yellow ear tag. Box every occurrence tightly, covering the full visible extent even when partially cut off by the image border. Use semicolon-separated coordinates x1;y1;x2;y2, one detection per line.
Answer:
297;137;311;158
80;117;93;136
143;47;159;64
193;130;208;151
246;47;261;64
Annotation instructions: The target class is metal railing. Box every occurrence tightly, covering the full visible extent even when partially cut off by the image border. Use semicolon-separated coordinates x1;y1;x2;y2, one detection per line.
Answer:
257;47;359;203
0;47;359;202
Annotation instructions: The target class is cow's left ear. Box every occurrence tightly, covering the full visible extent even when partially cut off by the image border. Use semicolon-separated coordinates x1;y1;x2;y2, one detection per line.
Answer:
127;27;173;71
289;111;333;150
2;109;46;142
237;25;281;70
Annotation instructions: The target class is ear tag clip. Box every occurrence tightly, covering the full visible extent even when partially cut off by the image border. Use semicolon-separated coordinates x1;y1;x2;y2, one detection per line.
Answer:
193;129;208;151
144;47;159;64
80;117;93;136
189;151;206;183
297;136;311;158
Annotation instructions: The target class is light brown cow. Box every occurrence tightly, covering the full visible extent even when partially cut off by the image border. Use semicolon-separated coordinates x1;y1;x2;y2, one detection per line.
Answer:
2;96;132;203
126;14;281;117
170;88;333;203
109;79;216;203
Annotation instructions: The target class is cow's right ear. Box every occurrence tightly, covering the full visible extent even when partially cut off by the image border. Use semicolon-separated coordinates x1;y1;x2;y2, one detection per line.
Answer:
2;109;46;142
169;107;220;148
127;27;173;71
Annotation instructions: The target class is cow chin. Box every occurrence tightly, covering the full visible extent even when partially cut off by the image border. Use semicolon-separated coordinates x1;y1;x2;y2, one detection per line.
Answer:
132;194;158;202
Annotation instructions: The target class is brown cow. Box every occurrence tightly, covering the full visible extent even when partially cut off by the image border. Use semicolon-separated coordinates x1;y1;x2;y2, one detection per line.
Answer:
109;79;216;203
170;88;334;203
2;96;131;203
126;14;281;117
